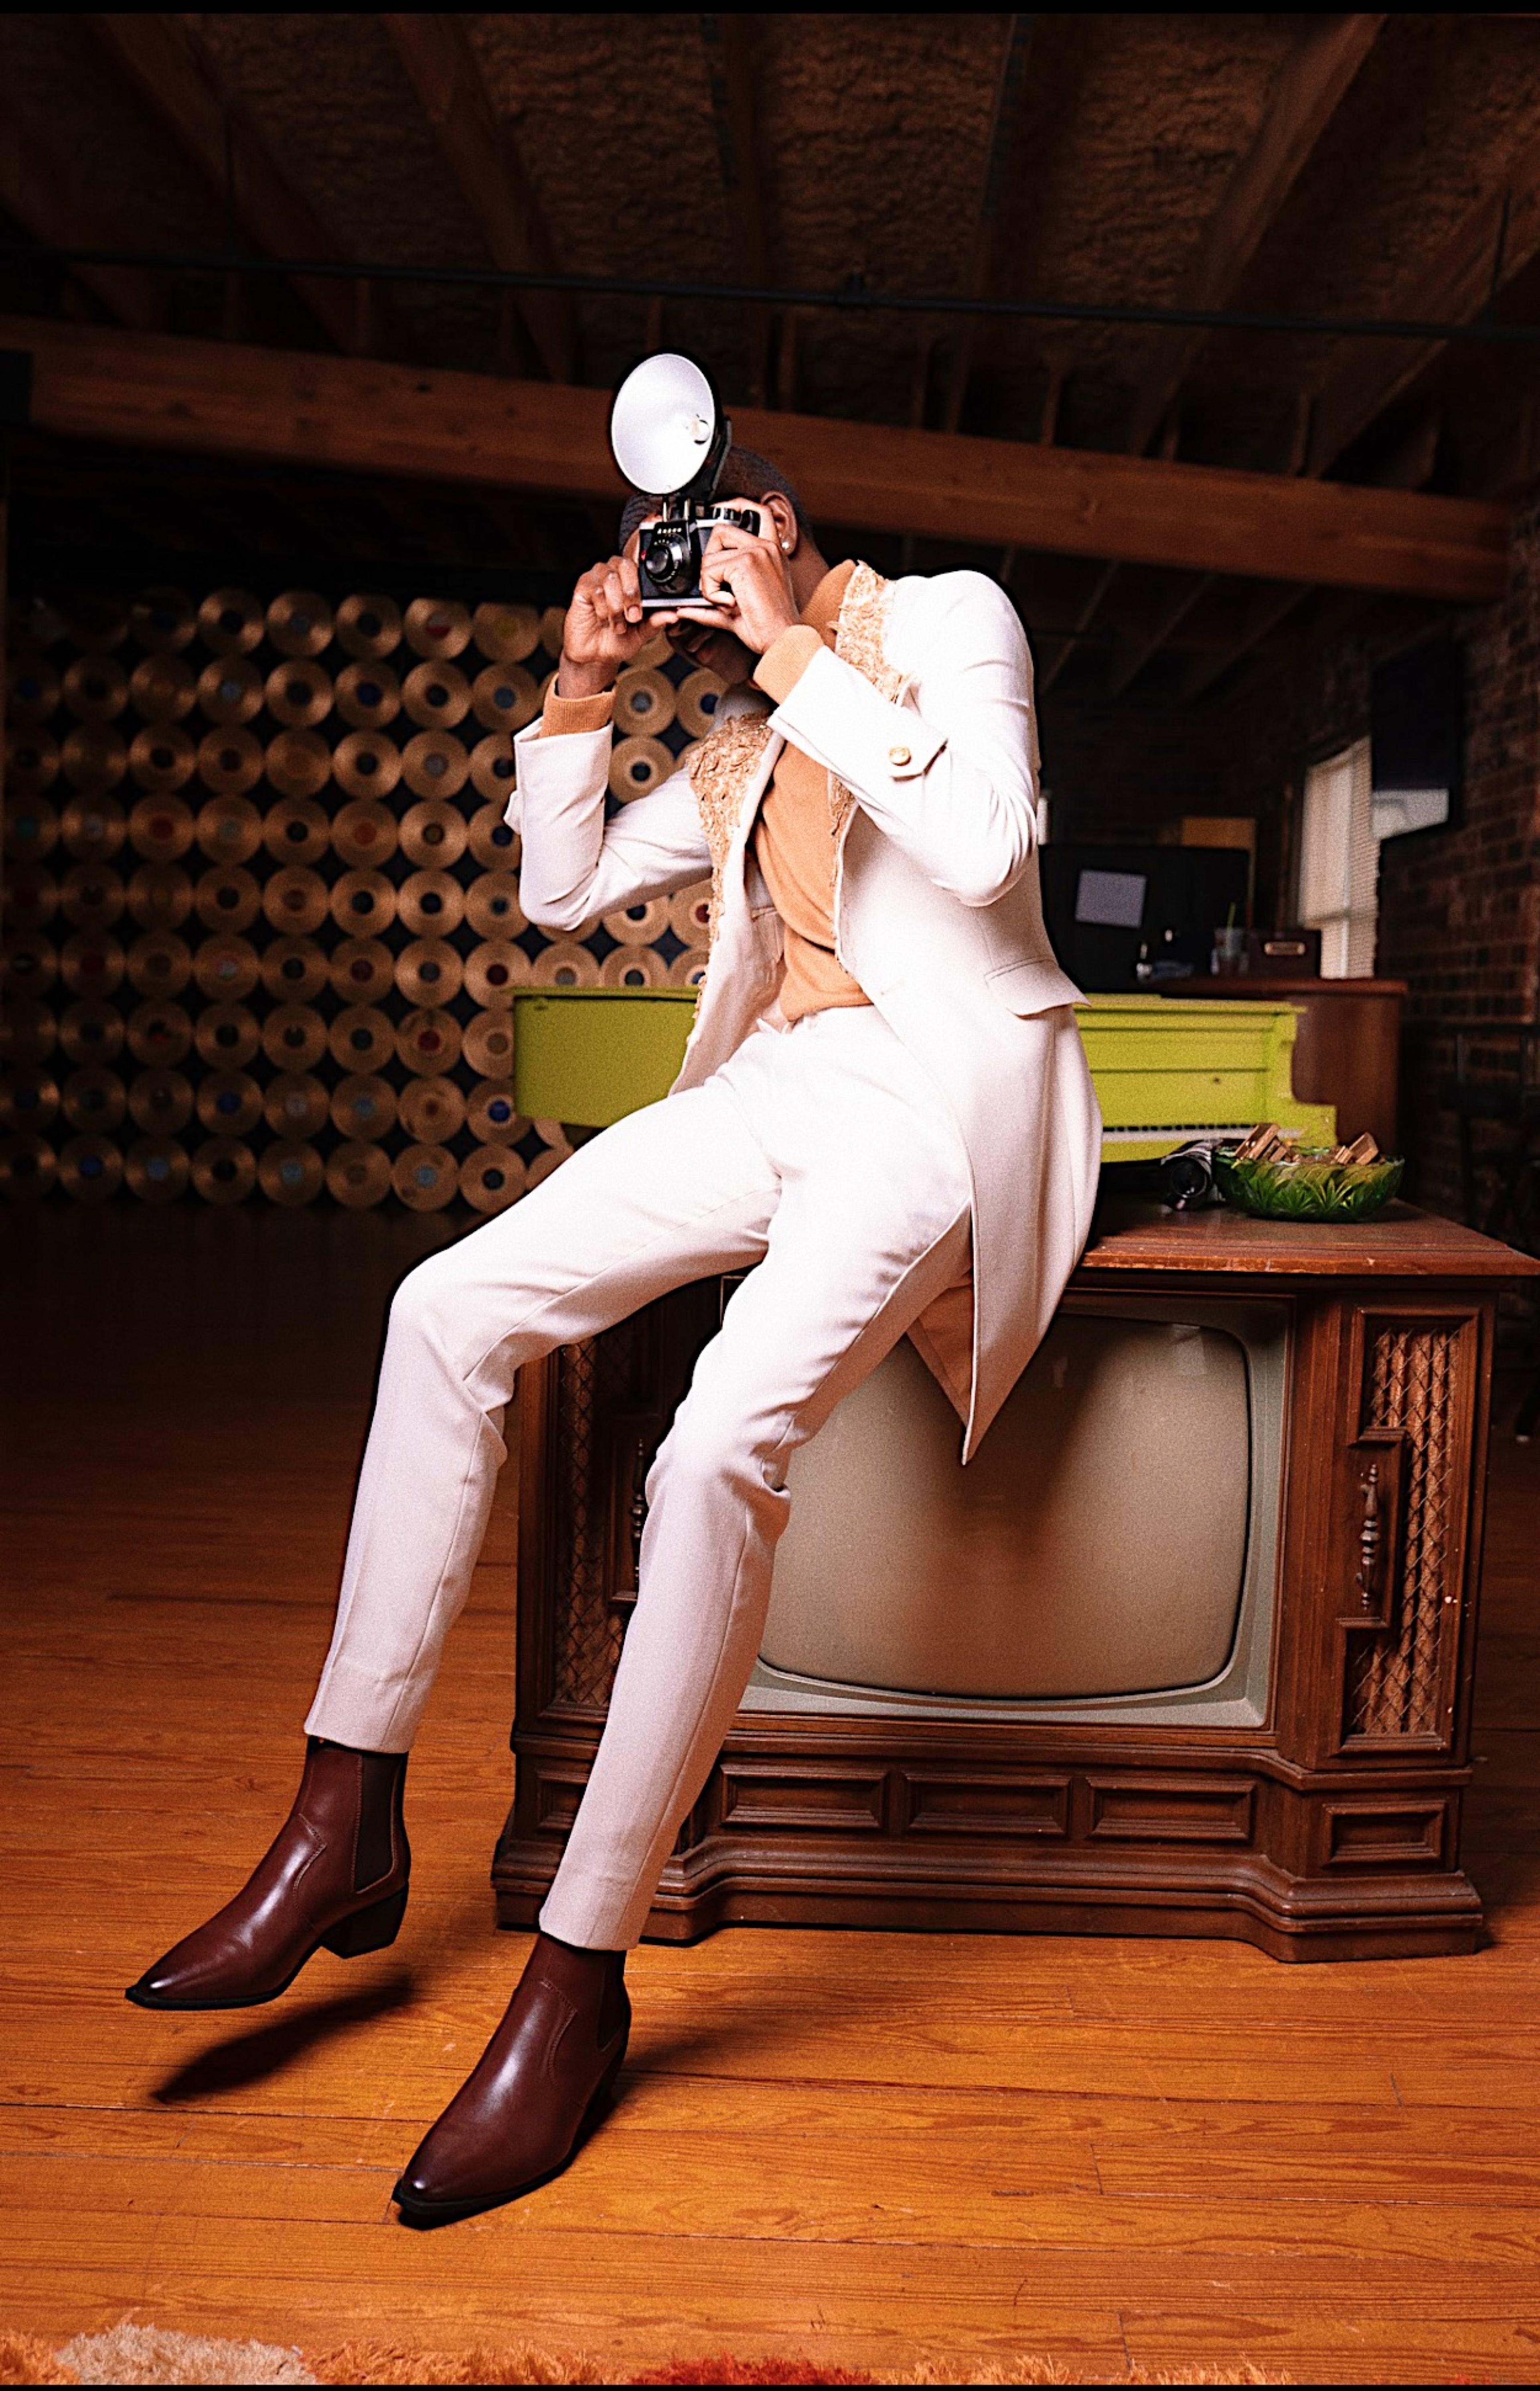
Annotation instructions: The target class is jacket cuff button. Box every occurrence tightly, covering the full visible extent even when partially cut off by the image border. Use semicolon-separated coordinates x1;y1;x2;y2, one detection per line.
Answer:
888;742;912;768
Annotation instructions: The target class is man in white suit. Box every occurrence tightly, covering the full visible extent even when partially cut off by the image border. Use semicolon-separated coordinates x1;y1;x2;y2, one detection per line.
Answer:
127;450;1100;2227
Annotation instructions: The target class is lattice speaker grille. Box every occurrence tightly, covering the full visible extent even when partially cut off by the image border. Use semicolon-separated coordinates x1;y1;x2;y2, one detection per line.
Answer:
1346;1322;1462;1740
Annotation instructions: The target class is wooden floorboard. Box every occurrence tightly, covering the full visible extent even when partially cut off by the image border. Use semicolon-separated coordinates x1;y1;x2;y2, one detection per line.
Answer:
2;1202;1538;2382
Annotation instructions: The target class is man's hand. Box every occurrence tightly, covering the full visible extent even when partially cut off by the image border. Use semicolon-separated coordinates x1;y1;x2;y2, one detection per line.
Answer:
558;554;669;701
675;523;801;657
666;618;757;690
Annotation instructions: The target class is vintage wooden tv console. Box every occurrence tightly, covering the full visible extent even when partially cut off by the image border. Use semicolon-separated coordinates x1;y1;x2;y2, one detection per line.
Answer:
493;1202;1536;1962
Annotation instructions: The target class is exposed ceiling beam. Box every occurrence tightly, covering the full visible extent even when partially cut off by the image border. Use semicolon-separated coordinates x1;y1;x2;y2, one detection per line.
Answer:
942;12;1036;435
1126;15;1385;458
0;315;1508;602
88;13;394;359
1106;574;1218;699
1307;122;1540;474
1179;581;1313;703
383;13;574;383
0;96;163;331
699;14;774;406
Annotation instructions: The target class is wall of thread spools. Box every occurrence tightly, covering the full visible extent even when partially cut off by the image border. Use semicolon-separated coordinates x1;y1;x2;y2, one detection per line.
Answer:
0;584;721;1213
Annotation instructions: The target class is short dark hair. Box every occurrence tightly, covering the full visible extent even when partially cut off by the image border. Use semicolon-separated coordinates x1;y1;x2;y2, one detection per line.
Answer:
618;443;808;550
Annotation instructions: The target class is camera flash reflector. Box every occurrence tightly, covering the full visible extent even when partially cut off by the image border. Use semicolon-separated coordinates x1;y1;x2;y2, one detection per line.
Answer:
610;354;723;499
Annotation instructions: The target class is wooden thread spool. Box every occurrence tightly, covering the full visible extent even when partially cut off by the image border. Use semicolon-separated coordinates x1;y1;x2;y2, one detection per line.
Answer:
129;724;197;795
61;1066;126;1134
403;659;472;731
538;606;567;658
404;597;471;661
614;667;676;738
130;586;196;654
128;1068;194;1136
470;663;538;733
464;870;524;939
191;1135;256;1204
399;799;468;869
5;795;59;862
467;801;520;870
328;936;394;1004
264;1004;331;1073
264;659;334;730
393;1142;458;1211
401;729;469;801
464;939;528;1007
58;1134;124;1202
332;732;402;804
65;596;128;654
668;884;714;945
63;657;128;723
399;1076;466;1142
130;656;196;723
263;1074;329;1139
259;1140;325;1206
61;862;126;929
336;593;403;661
197;731;265;801
334;661;401;730
4;934;57;998
59;932;125;1000
194;866;262;935
197;588;264;657
8;655;61;726
61;729;127;796
267;591;333;659
469;733;517;806
472;600;540;663
124;1000;188;1069
59;998;124;1067
395;937;464;1007
467;1081;520;1143
196;1070;263;1137
261;866;329;936
262;795;330;866
327;1005;393;1075
526;1129;573;1189
460;1144;527;1214
195;792;263;862
0;1136;58;1200
126;1136;190;1205
196;655;264;726
608;735;674;802
265;729;331;800
462;1010;515;1077
330;1073;398;1142
329;867;396;938
61;791;127;858
326;1140;392;1208
397;868;464;938
195;1001;261;1070
126;931;192;999
530;939;600;987
193;933;260;1003
1;996;57;1066
601;945;667;988
605;895;669;947
396;1006;462;1075
127;862;193;930
261;935;328;1004
7;730;60;799
6;865;57;931
331;795;399;865
675;668;725;738
0;1067;60;1134
668;949;711;988
128;794;194;864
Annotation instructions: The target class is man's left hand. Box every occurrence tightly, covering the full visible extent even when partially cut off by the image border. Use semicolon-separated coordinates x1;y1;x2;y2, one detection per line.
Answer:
675;524;800;656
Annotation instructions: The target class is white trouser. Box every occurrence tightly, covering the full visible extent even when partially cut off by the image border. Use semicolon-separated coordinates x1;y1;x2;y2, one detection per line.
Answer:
306;1005;982;1948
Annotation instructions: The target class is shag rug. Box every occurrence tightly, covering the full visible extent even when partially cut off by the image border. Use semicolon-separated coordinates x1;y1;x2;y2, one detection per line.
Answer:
0;2324;1286;2387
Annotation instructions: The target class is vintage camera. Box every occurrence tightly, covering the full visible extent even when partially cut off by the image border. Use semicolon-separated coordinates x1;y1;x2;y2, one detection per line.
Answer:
610;352;768;612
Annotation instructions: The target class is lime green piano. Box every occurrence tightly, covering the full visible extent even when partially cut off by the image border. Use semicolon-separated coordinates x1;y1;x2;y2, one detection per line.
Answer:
511;988;1334;1162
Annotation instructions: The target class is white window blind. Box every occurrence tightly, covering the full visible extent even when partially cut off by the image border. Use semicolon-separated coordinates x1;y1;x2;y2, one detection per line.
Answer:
1297;738;1377;978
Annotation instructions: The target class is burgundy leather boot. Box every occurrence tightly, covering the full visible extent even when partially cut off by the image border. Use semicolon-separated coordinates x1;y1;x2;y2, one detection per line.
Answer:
125;1739;409;2011
392;1933;629;2226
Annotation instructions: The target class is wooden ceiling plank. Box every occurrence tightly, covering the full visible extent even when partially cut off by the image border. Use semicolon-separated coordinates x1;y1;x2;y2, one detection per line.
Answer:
1126;15;1385;459
942;12;1036;435
0;96;164;331
1307;122;1540;474
383;14;575;384
699;14;774;406
1106;573;1218;699
87;13;381;357
0;316;1507;603
1179;582;1311;703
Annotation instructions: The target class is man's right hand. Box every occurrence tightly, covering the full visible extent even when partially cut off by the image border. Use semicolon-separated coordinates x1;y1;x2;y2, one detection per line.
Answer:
557;554;669;700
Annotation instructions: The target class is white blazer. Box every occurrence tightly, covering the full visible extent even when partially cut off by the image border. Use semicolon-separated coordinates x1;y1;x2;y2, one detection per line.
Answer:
508;568;1101;1458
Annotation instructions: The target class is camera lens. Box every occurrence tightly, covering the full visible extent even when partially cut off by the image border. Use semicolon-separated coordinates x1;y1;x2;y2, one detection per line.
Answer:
642;528;696;596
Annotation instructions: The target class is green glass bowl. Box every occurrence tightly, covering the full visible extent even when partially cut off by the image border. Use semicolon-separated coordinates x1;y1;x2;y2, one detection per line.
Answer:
1213;1146;1405;1223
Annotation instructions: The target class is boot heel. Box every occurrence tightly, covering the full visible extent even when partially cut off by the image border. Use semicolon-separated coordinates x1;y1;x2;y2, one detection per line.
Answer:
322;1884;408;1958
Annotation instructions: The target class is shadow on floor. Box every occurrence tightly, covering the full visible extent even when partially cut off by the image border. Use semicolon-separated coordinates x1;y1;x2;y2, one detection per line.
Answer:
151;1968;415;2104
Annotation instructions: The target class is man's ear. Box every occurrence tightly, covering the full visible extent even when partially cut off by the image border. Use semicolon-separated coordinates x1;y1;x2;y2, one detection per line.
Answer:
759;490;799;556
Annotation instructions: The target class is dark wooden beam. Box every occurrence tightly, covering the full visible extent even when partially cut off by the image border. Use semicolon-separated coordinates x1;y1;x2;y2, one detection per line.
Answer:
1106;574;1218;699
1179;581;1313;703
942;12;1036;435
0;315;1508;602
382;14;575;383
0;95;163;331
699;14;774;406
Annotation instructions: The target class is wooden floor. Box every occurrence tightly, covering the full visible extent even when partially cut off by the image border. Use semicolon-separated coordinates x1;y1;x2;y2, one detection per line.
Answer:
3;1203;1540;2385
